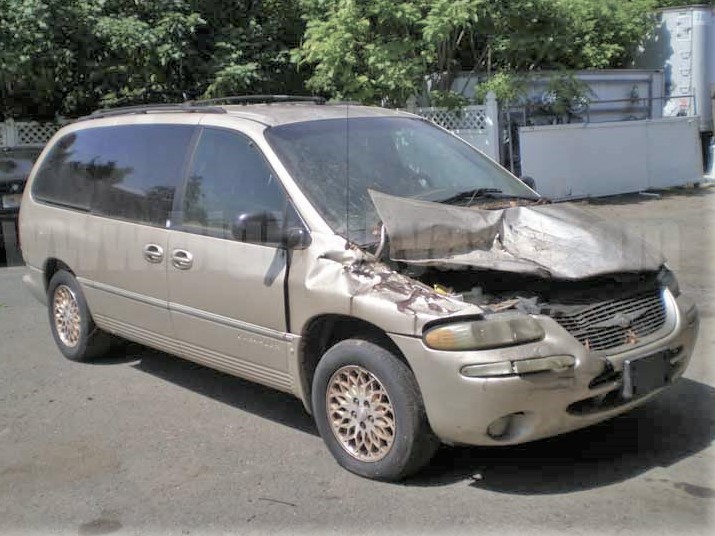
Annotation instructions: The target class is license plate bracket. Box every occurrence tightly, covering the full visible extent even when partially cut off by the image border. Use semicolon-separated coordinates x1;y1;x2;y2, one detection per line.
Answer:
622;351;670;399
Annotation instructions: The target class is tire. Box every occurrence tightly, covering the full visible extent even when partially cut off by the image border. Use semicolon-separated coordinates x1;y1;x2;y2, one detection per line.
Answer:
311;339;439;481
47;270;112;362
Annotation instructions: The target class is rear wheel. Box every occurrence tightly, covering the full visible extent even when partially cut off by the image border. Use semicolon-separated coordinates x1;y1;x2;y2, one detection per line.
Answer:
47;270;113;362
312;339;439;481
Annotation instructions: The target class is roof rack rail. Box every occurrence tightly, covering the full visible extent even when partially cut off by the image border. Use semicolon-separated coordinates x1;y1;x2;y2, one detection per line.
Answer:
189;95;326;106
80;103;227;121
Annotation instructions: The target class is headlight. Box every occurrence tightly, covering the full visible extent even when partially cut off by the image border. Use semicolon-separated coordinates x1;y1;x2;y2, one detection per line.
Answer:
423;314;545;351
658;266;680;297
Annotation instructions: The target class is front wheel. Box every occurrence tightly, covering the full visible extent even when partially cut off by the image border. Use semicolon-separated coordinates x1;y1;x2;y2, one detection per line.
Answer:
311;339;439;481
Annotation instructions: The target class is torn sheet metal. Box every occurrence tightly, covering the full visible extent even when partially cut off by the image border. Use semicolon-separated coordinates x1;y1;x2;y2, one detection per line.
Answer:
369;190;664;279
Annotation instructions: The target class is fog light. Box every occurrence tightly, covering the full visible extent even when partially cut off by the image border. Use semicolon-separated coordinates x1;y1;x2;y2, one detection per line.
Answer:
487;414;513;439
461;355;575;378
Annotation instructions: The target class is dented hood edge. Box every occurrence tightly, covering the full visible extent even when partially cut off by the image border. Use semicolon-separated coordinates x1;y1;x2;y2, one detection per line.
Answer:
368;190;665;280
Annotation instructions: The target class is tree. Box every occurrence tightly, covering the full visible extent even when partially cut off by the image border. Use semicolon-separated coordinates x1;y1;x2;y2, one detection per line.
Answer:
0;0;675;117
295;0;660;106
0;0;306;118
295;0;486;106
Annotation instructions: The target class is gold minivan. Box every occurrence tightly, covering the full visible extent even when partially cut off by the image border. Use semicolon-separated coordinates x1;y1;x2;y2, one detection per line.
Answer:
19;97;699;480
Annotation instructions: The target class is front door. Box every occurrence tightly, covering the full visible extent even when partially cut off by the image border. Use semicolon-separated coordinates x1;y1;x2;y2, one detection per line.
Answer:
167;127;298;391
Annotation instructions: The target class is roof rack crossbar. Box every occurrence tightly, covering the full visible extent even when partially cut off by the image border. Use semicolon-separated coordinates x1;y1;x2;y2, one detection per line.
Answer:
81;95;325;121
189;95;326;106
81;104;227;120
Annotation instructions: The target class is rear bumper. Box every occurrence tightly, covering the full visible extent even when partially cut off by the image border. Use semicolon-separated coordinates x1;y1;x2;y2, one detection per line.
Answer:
0;209;19;221
390;290;699;446
22;265;47;305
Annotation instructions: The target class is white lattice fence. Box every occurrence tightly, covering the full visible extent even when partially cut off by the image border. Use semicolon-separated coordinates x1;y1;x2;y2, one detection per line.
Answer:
417;106;488;131
0;118;68;148
16;122;64;145
414;93;500;161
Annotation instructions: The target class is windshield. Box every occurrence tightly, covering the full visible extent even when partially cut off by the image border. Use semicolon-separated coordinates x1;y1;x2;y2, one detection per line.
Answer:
265;116;537;245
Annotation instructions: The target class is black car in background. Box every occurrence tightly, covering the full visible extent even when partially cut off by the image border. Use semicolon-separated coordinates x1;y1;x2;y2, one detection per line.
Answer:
1;146;42;263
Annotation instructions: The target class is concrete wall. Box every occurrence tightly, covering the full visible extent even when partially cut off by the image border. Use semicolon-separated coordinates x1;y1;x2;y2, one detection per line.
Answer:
519;116;703;200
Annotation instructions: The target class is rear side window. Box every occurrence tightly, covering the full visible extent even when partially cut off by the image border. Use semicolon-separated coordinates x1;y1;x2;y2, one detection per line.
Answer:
32;124;196;225
32;132;98;210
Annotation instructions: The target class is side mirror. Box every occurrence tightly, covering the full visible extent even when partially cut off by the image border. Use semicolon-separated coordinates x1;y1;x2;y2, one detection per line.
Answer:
232;211;280;243
232;210;311;249
520;176;536;191
283;227;311;250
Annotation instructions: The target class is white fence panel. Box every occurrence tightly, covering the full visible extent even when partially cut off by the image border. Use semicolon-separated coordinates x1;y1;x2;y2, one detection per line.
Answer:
0;118;67;148
414;93;500;161
519;117;703;200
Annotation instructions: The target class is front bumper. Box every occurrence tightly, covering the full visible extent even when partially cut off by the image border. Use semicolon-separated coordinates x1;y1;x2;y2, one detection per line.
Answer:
390;290;699;446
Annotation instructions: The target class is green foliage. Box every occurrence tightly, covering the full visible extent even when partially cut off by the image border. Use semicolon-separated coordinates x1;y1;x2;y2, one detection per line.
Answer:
474;72;527;104
295;0;486;106
428;90;470;110
542;72;595;117
0;0;306;118
295;0;429;106
0;0;671;117
297;0;660;106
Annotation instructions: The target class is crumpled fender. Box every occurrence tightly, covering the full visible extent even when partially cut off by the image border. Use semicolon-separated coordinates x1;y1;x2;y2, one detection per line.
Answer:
288;232;480;337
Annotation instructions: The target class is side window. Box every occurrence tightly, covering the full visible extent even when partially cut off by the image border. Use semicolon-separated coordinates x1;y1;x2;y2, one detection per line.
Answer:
182;128;290;244
32;125;196;225
32;131;101;210
91;125;195;226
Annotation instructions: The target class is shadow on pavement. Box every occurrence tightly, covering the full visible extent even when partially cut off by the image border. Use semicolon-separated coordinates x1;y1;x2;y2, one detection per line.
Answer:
92;345;713;494
95;342;318;436
405;378;715;493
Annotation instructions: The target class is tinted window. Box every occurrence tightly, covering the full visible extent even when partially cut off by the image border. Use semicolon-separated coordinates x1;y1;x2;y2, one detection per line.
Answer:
182;128;290;244
32;125;195;224
91;125;195;225
32;132;99;210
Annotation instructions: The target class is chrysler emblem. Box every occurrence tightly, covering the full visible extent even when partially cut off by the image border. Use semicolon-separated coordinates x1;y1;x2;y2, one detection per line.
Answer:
613;312;633;328
592;307;648;330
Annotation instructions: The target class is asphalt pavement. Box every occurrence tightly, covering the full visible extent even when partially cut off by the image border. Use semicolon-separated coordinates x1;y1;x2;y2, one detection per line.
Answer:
1;187;713;535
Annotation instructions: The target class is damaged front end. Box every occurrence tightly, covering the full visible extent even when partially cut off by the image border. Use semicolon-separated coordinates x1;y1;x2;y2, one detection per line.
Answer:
294;190;698;446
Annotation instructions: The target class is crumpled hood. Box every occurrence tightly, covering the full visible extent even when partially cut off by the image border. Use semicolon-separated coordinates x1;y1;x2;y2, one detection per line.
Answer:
369;190;664;279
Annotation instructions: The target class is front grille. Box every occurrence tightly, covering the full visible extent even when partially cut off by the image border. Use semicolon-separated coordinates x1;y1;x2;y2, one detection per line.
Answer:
551;289;667;352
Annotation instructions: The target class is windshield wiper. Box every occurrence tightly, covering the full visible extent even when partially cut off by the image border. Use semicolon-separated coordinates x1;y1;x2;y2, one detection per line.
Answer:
437;188;538;206
437;188;504;205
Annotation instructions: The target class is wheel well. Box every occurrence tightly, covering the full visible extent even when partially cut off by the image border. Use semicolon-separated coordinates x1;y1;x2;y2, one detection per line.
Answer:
298;314;408;413
43;258;73;290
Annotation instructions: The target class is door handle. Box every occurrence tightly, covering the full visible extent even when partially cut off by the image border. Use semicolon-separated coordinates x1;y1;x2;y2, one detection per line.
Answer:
142;243;164;263
171;249;194;270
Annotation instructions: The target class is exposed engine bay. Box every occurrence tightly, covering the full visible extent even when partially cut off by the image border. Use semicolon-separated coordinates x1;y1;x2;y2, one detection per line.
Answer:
359;190;673;353
404;265;661;313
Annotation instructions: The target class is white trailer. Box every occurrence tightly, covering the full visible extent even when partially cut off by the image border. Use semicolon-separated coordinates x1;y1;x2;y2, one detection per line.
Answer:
635;4;714;135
